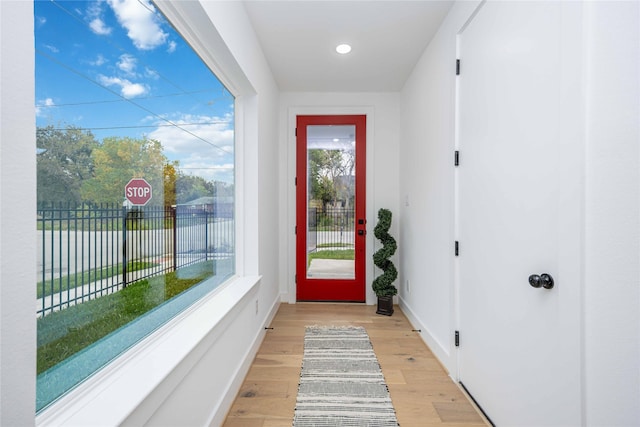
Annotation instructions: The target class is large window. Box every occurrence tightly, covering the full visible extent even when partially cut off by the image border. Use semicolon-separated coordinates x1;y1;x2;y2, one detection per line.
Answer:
35;0;235;411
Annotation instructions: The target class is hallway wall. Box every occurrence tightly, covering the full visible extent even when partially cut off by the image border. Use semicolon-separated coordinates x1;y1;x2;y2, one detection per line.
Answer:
0;2;37;425
2;1;282;425
399;1;639;425
398;0;480;373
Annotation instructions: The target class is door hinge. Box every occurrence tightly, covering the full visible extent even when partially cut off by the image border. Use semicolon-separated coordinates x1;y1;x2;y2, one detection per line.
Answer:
295;128;297;136
295;225;297;234
455;241;459;256
454;150;460;166
456;59;460;75
295;274;297;284
455;330;460;347
295;177;297;186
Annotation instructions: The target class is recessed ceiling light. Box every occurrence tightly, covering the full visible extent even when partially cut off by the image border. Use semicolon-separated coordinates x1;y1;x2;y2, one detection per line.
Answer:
336;44;352;54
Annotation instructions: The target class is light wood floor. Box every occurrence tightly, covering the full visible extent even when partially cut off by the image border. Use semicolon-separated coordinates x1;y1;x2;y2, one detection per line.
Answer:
223;303;489;427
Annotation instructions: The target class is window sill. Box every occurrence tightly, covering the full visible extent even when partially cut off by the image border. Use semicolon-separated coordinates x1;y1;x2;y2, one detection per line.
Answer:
35;275;261;426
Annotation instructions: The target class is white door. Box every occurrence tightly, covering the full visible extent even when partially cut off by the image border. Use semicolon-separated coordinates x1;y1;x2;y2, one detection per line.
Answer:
457;2;582;425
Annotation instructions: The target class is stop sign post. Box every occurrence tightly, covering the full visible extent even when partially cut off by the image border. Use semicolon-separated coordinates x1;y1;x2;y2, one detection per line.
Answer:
125;178;153;206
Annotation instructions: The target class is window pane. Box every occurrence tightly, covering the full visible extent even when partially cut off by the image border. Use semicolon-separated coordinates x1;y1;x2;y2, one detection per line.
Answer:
35;0;235;411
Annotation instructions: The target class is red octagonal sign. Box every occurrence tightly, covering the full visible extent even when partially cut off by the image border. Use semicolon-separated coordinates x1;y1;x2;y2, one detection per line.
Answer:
125;178;152;206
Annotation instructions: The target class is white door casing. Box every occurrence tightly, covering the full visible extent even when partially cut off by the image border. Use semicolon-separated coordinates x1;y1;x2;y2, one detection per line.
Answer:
457;1;583;425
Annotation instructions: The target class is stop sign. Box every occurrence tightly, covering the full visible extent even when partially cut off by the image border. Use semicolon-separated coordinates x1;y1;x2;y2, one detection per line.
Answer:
125;178;152;206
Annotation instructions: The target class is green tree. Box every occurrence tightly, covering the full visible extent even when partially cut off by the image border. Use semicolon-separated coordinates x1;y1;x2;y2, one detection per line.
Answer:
308;148;354;210
164;161;179;206
81;137;168;205
214;181;234;198
36;125;99;205
175;174;215;204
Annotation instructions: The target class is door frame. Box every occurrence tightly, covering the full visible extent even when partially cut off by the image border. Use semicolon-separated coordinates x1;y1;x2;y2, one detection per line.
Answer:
286;107;374;304
295;114;367;302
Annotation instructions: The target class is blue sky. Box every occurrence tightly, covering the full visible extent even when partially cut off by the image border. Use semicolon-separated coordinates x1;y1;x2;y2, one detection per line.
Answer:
35;0;235;184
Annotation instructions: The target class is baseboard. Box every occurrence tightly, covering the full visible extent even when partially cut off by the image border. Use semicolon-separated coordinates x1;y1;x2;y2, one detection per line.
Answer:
280;291;293;303
398;297;454;376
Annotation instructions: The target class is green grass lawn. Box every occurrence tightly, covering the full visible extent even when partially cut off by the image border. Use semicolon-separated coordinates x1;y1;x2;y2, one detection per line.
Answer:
316;243;354;248
308;249;355;267
37;261;213;374
37;261;157;298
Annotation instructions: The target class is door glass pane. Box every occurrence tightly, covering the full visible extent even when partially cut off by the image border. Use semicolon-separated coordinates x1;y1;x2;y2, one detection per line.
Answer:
306;125;355;279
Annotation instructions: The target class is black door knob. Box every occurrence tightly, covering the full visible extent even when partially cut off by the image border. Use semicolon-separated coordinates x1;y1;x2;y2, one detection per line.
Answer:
540;273;554;289
529;273;554;289
529;274;542;288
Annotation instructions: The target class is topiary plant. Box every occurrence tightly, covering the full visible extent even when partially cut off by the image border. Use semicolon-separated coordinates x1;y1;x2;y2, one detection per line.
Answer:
372;208;398;297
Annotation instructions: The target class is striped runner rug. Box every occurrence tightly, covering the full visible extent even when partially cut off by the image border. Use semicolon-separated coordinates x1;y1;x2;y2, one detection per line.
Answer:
292;326;399;427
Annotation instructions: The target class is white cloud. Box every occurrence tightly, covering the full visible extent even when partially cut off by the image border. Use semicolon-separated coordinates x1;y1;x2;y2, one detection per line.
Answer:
146;114;235;183
36;98;55;117
145;67;160;80
107;0;168;50
117;53;137;75
120;82;148;98
36;16;46;27
86;2;112;35
98;75;148;98
178;159;234;183
90;54;108;66
167;41;177;53
86;1;102;17
89;18;112;35
44;44;59;54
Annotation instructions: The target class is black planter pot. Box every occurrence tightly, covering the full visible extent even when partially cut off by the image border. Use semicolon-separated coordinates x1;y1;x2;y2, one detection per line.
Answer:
376;295;394;316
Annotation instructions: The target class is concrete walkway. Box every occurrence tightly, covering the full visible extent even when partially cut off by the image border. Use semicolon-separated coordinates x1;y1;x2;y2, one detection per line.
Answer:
306;258;354;279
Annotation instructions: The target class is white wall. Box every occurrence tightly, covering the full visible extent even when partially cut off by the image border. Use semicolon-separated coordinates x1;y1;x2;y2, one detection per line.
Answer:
0;1;281;425
0;2;38;425
398;0;480;373
399;1;640;425
278;92;400;304
584;2;640;425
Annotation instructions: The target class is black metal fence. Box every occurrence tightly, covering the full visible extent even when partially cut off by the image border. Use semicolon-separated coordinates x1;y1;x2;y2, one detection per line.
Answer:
37;203;234;317
308;208;355;252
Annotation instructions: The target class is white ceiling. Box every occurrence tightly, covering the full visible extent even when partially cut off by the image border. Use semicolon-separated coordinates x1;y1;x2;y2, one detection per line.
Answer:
242;1;454;92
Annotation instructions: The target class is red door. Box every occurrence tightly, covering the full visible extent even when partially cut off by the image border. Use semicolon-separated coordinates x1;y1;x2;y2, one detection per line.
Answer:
296;115;366;301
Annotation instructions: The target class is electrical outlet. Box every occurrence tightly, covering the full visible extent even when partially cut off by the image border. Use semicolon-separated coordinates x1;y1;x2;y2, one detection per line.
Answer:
255;299;259;315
